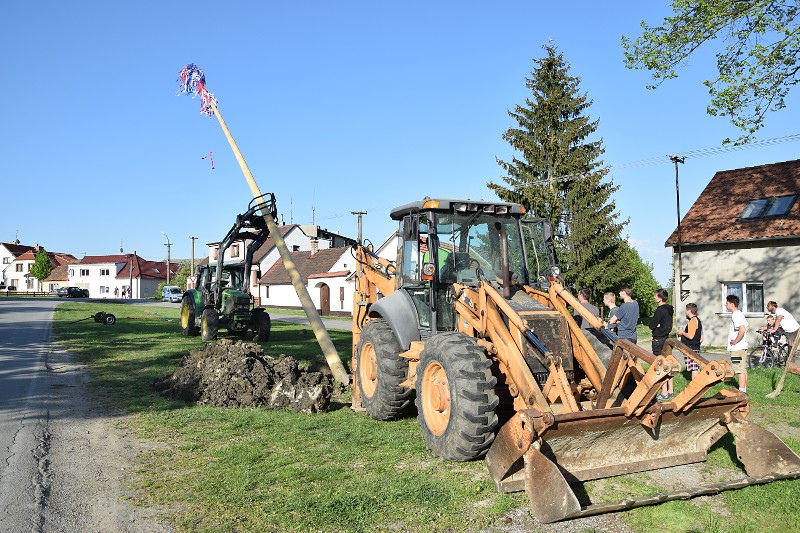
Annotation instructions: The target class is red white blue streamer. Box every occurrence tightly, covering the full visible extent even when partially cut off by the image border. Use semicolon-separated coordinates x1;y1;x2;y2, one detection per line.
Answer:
177;63;217;117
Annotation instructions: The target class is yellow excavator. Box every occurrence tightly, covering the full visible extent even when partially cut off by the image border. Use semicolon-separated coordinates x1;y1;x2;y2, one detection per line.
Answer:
350;198;800;523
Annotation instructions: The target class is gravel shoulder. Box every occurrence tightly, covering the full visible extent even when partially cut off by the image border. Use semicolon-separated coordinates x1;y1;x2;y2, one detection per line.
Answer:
40;342;172;533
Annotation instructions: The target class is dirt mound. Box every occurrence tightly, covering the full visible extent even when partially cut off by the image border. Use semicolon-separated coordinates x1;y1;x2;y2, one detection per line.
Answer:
153;339;332;413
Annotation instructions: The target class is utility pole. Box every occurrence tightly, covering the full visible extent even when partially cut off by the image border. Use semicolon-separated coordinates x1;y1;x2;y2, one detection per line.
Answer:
351;211;367;244
129;251;135;298
669;155;689;301
162;231;172;285
189;236;198;275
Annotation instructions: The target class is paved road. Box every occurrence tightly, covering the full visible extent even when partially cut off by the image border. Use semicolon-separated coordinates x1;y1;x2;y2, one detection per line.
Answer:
0;298;59;531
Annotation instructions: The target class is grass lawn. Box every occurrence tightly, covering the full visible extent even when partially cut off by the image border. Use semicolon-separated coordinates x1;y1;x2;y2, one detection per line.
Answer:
52;302;800;532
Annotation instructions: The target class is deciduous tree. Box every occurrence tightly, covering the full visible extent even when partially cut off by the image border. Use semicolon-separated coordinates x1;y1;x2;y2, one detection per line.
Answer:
622;1;800;143
30;248;52;289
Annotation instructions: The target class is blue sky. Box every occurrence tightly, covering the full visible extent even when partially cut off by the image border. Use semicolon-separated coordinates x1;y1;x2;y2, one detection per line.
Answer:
2;1;798;286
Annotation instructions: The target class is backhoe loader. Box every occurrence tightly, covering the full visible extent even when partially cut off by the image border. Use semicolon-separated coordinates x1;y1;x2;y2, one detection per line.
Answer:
351;198;800;523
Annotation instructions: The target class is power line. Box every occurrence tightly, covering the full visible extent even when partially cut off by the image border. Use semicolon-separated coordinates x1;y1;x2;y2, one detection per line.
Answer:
531;132;800;187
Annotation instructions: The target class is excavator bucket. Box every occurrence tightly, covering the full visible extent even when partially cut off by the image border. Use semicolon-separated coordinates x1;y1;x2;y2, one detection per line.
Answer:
486;394;800;523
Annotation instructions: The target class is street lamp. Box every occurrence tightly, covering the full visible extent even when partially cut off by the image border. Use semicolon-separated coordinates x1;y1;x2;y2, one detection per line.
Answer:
162;231;172;285
668;155;689;301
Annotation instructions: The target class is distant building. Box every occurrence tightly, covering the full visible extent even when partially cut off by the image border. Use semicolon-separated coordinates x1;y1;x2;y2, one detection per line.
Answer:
666;159;800;346
62;254;177;298
1;242;76;291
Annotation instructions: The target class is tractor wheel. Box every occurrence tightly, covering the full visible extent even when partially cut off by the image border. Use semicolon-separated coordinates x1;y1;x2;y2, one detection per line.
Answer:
356;319;413;420
253;309;271;342
104;313;116;325
180;295;199;336
201;308;219;341
415;332;499;461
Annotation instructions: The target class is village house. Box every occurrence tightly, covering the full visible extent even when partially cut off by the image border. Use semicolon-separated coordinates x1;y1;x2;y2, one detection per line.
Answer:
203;223;357;310
58;254;177;299
259;246;354;316
666;159;800;347
0;242;77;291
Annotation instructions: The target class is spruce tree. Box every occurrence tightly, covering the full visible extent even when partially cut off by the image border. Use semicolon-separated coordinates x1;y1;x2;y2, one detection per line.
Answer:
488;44;629;302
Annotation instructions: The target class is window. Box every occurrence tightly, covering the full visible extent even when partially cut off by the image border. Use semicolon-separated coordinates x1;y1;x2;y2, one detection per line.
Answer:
27;264;32;271
69;269;74;276
740;194;797;220
231;245;240;258
264;286;269;298
16;264;23;272
292;245;300;252
100;286;109;294
722;282;764;314
80;269;89;276
3;257;9;264
100;268;110;276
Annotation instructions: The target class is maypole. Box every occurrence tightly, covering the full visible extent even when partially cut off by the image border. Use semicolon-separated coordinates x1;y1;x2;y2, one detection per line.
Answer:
176;64;349;385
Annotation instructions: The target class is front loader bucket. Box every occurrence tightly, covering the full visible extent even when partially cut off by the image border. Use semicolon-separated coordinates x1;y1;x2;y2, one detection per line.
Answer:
486;394;800;523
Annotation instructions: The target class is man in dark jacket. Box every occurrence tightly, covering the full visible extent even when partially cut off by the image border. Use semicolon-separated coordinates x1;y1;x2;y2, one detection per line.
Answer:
651;288;674;401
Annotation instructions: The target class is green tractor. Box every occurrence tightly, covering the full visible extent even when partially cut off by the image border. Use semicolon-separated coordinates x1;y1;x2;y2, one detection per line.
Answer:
180;194;275;342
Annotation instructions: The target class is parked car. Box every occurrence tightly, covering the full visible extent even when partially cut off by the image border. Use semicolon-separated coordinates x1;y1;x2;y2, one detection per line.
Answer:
53;287;68;296
161;285;183;303
60;287;89;298
0;285;17;291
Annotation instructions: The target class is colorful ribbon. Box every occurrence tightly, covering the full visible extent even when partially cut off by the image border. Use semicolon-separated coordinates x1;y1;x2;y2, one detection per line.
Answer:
176;63;217;117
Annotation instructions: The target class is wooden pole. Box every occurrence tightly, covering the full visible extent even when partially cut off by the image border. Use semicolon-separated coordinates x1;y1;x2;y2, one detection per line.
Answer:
207;99;349;385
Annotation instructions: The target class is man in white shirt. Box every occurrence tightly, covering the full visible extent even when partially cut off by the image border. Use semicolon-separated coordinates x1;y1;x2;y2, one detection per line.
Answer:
726;295;749;393
766;300;799;348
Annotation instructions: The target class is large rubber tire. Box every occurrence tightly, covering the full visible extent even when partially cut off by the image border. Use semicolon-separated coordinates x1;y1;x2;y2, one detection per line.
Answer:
415;332;499;461
104;313;116;325
201;308;219;341
180;295;199;336
253;309;271;342
356;319;413;420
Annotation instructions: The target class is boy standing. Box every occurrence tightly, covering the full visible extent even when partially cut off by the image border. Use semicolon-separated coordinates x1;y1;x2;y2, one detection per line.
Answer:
608;285;639;343
650;289;674;401
677;303;702;379
603;292;619;334
726;295;749;392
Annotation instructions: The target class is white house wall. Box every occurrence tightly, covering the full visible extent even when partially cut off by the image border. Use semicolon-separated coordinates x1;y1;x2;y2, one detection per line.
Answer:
673;239;800;347
259;249;355;315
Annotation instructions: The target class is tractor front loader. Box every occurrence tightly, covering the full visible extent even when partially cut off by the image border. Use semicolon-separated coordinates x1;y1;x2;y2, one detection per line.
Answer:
351;198;800;523
180;194;275;342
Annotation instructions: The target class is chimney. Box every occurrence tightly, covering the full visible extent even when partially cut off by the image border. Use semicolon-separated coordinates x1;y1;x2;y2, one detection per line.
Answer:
311;238;318;255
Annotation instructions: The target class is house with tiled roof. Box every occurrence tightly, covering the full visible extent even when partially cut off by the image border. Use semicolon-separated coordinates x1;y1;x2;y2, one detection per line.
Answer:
66;254;178;299
1;242;77;291
665;159;800;346
203;223;357;309
259;246;354;315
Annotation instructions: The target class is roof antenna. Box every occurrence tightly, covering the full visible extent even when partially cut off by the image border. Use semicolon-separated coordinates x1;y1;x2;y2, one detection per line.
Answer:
14;230;20;245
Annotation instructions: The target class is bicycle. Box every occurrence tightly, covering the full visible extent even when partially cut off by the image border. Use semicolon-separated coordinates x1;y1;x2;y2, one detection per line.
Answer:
747;329;789;368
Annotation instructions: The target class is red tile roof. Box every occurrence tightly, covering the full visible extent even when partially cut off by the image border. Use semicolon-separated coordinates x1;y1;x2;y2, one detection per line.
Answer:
260;248;349;285
665;159;800;246
1;243;34;256
45;264;69;282
15;249;78;269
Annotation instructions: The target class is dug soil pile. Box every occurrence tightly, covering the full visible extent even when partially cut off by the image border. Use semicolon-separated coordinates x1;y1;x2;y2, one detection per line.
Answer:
153;339;332;413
